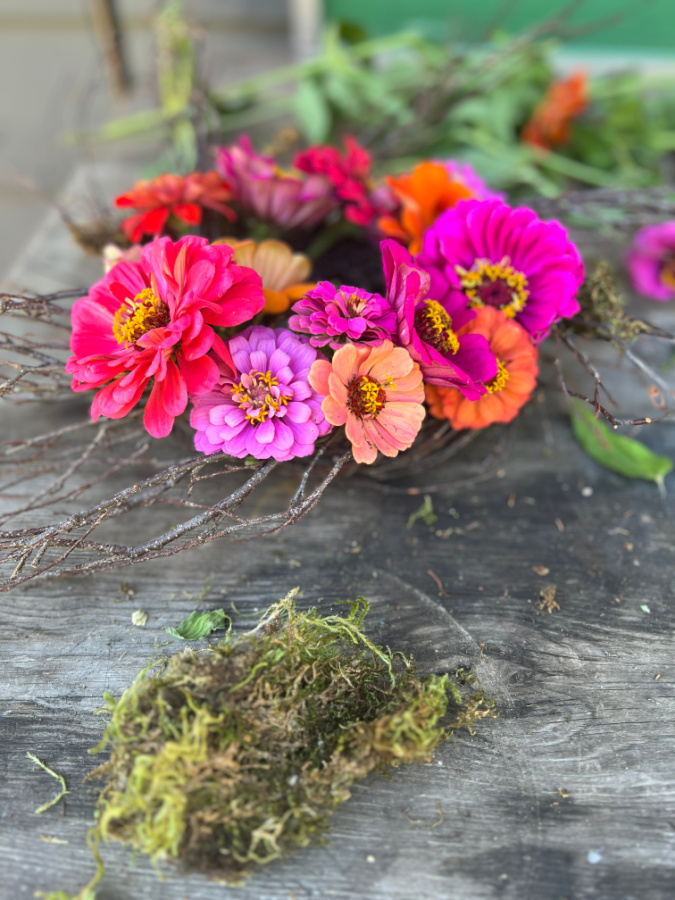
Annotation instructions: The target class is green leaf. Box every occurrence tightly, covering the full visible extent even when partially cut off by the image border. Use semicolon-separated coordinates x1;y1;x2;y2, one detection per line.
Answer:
166;609;231;641
570;400;672;488
294;79;331;144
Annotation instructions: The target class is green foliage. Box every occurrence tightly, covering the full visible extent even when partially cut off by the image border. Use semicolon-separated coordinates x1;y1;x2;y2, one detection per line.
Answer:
570;400;672;487
42;592;494;896
75;9;675;197
165;608;231;641
294;79;332;144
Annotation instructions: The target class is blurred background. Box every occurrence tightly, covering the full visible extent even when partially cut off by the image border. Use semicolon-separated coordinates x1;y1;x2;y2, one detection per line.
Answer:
2;0;675;279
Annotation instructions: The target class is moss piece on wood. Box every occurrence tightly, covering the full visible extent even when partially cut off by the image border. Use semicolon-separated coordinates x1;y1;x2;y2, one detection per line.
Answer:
42;591;495;896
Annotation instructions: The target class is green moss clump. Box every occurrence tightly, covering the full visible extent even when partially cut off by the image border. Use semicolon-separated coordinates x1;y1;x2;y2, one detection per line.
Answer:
40;591;494;897
572;261;647;343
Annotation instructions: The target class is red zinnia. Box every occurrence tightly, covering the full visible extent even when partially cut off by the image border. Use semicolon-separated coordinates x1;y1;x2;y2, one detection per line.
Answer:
294;136;383;227
115;171;236;242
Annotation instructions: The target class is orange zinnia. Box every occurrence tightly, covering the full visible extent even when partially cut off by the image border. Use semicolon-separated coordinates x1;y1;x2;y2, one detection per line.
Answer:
378;162;473;255
425;307;538;430
522;71;588;151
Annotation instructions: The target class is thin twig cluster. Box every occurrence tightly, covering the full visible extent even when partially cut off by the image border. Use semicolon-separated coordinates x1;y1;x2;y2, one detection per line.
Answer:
1;244;673;592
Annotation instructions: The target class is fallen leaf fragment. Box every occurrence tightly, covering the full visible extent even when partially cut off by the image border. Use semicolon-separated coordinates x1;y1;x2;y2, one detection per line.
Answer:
131;609;148;628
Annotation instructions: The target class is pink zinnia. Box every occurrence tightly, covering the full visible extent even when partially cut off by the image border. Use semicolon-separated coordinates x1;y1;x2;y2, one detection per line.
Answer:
66;236;264;439
381;239;497;399
190;326;332;461
627;222;675;301
418;199;584;344
215;136;336;230
308;341;425;465
289;282;396;349
294;136;385;227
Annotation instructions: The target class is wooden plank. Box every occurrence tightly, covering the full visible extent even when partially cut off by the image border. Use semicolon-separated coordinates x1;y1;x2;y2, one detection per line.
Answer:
2;168;675;899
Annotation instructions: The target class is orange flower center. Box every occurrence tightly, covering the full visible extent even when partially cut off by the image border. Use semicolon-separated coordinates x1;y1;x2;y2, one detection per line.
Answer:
661;258;675;290
112;287;170;346
232;370;288;424
485;358;509;394
456;258;529;318
347;375;393;419
414;300;460;355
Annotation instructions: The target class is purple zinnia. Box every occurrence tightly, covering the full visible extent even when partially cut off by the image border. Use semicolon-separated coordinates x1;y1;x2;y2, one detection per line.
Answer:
418;199;584;344
189;326;332;461
381;239;497;399
289;282;396;349
627;222;675;301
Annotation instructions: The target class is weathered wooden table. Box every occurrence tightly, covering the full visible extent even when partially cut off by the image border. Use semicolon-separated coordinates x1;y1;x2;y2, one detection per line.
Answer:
2;168;675;900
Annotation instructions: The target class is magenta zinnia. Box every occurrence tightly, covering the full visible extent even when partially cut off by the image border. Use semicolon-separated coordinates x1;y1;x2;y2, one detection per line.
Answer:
190;326;332;461
381;239;497;398
289;283;396;349
626;222;675;301
66;236;264;439
418;199;584;343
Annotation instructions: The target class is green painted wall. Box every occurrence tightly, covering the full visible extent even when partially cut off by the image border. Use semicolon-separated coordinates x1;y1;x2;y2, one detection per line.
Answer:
325;0;675;50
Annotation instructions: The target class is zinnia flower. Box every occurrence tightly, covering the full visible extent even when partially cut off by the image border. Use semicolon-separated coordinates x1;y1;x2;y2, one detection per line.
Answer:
216;136;336;230
626;222;675;301
190;326;331;461
114;172;236;242
418;199;584;344
308;341;425;464
289;283;396;349
426;307;539;430
522;71;588;151
294;136;385;226
216;238;315;313
66;236;264;439
378;160;499;255
381;239;497;398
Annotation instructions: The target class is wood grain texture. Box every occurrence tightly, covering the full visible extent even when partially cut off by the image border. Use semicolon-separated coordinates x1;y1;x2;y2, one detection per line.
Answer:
2;170;675;900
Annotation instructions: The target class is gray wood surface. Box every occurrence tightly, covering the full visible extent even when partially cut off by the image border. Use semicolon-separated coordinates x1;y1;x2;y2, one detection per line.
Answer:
2;171;675;900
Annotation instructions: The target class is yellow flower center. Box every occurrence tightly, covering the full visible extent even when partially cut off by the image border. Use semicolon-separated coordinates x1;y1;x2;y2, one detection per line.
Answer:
347;375;392;419
413;300;460;355
112;287;170;346
485;358;509;394
232;370;288;424
457;257;529;318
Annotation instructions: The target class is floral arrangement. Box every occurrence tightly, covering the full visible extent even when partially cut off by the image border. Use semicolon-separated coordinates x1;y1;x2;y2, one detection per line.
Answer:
1;130;673;590
69;137;581;464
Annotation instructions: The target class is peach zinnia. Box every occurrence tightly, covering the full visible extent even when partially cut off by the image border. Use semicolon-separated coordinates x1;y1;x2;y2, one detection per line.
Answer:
426;307;538;430
215;238;315;314
308;341;425;464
